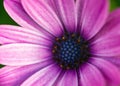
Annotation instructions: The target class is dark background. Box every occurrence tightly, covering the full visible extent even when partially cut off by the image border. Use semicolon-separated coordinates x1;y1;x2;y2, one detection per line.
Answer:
0;0;120;68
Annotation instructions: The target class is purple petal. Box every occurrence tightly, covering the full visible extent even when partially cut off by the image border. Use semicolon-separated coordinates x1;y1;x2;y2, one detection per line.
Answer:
21;64;61;86
0;61;52;86
91;9;120;42
107;8;120;23
79;63;105;86
45;0;60;14
106;82;118;86
56;70;78;86
21;0;64;37
11;0;20;2
0;36;16;44
76;0;109;40
91;36;120;56
101;57;120;67
4;0;54;39
0;25;52;46
46;0;76;33
4;0;41;32
90;58;120;84
91;9;120;56
0;43;52;66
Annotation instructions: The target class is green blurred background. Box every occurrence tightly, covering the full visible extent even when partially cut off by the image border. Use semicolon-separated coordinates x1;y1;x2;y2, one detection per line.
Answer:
0;0;120;68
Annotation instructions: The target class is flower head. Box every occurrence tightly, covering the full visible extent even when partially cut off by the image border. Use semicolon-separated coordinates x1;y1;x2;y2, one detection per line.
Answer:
0;0;120;86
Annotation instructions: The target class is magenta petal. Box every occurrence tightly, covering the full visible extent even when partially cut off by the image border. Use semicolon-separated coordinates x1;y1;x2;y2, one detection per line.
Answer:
4;0;53;39
21;64;61;86
106;82;119;86
21;0;64;37
0;43;52;66
91;9;120;43
90;58;120;84
108;8;120;22
57;70;78;86
76;0;109;40
0;25;52;46
4;0;41;32
101;57;120;67
91;36;120;56
91;9;120;56
80;63;105;86
45;0;60;14
0;36;16;44
0;61;51;86
47;0;76;33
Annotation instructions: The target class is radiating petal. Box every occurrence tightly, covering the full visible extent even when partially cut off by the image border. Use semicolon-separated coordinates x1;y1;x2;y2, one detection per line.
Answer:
44;0;59;14
21;0;64;37
76;0;109;39
91;36;120;56
101;57;120;67
47;0;76;33
0;36;16;44
108;8;120;21
4;0;39;32
0;25;52;46
0;61;52;86
4;0;54;38
79;63;105;86
56;70;78;86
91;9;120;43
0;43;52;66
91;9;120;56
21;64;61;86
106;82;119;86
90;58;120;84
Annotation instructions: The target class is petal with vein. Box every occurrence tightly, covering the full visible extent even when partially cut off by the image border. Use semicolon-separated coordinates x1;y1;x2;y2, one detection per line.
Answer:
80;63;105;86
0;61;51;86
21;0;64;37
0;43;52;66
57;70;78;86
90;58;120;84
21;64;61;86
76;0;109;40
0;25;52;46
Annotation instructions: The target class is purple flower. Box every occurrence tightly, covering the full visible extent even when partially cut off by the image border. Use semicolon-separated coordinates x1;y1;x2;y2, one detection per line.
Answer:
0;0;120;86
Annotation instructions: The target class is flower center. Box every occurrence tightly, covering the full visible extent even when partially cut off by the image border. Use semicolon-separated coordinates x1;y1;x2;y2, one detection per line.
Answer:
52;33;90;69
